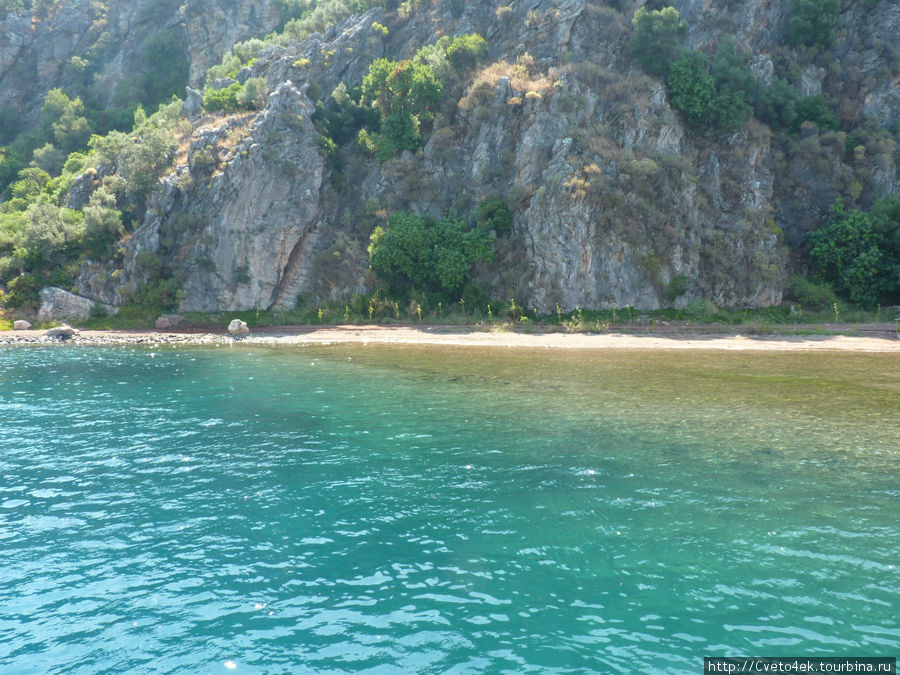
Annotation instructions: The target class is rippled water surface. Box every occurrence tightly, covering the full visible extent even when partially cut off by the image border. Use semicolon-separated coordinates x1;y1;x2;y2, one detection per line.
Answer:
1;345;898;673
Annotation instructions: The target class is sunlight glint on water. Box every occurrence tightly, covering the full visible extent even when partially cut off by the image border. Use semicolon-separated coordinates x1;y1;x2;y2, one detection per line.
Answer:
0;345;897;673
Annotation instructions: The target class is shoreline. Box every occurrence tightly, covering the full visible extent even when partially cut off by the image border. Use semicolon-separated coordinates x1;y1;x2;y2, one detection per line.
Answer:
2;324;899;352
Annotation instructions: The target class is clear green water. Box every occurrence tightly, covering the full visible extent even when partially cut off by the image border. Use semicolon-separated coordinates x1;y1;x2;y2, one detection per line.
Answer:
1;345;898;674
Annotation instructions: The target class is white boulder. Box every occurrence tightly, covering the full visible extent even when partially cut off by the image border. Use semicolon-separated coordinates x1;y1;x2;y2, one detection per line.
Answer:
44;324;78;339
228;319;250;336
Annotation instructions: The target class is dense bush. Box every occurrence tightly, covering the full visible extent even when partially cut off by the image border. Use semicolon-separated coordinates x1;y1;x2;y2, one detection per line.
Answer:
629;6;686;78
368;212;494;298
477;199;513;235
360;58;442;156
135;30;190;108
0;102;180;307
807;200;898;305
786;0;840;49
355;34;485;159
667;51;717;127
787;275;838;309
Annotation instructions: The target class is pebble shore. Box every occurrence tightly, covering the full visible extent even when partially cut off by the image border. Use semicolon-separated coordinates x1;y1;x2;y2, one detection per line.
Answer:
0;331;235;346
1;325;898;352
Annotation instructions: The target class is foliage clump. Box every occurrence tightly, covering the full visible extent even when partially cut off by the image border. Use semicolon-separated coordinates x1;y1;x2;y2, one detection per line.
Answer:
806;199;899;306
367;211;494;299
786;0;841;49
354;34;486;160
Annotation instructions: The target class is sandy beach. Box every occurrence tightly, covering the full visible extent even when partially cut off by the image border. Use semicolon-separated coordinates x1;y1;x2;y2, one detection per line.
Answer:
2;324;898;352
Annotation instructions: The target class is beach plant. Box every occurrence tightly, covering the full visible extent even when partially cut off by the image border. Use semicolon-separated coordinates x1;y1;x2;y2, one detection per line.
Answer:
556;302;562;325
487;304;493;323
612;301;617;325
317;307;324;323
368;300;375;321
344;305;350;323
833;302;839;323
563;309;586;333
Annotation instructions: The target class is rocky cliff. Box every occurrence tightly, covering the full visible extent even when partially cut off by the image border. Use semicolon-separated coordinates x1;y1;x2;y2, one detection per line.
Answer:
7;0;899;313
0;0;280;126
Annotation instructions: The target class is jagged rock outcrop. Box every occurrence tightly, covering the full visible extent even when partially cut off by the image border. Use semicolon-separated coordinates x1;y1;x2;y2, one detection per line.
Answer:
37;287;117;323
70;0;898;312
0;0;281;125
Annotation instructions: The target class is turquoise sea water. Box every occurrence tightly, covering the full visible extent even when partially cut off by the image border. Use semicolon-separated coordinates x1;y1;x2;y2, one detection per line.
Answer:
1;345;898;673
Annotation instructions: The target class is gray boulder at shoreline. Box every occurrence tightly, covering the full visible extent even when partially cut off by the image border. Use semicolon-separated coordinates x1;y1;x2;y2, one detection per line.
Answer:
37;287;118;323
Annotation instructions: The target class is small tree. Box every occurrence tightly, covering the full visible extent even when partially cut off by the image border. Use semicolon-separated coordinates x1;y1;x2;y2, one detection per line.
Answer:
667;51;716;128
629;6;687;78
82;188;124;260
786;0;841;49
368;212;493;299
808;202;886;306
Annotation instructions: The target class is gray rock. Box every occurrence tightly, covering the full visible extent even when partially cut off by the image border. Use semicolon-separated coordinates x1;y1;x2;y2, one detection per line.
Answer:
37;287;118;323
44;325;78;340
228;319;250;336
182;87;203;117
13;320;32;330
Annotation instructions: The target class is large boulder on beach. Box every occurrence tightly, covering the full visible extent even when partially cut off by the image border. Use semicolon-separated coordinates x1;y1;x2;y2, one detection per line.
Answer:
155;315;182;330
13;320;31;330
228;319;249;336
44;324;78;340
37;287;118;323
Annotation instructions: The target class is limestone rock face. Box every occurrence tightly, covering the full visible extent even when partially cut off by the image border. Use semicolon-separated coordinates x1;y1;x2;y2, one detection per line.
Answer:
37;287;117;323
13;320;31;330
227;319;249;336
0;0;281;126
73;0;899;313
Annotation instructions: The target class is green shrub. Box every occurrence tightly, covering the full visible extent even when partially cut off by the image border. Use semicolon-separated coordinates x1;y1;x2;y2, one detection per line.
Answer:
477;199;513;235
360;58;442;156
665;274;690;302
755;78;798;131
202;83;245;112
786;0;840;49
629;6;686;78
667;51;717;128
81;188;123;260
129;277;183;311
807;201;889;305
787;275;838;309
368;212;494;298
794;95;839;131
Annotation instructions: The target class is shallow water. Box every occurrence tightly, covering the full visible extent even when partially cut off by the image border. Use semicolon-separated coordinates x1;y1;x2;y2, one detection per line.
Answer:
1;345;898;673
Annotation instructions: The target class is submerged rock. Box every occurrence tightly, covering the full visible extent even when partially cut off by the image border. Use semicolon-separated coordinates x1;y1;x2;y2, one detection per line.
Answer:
228;319;250;336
